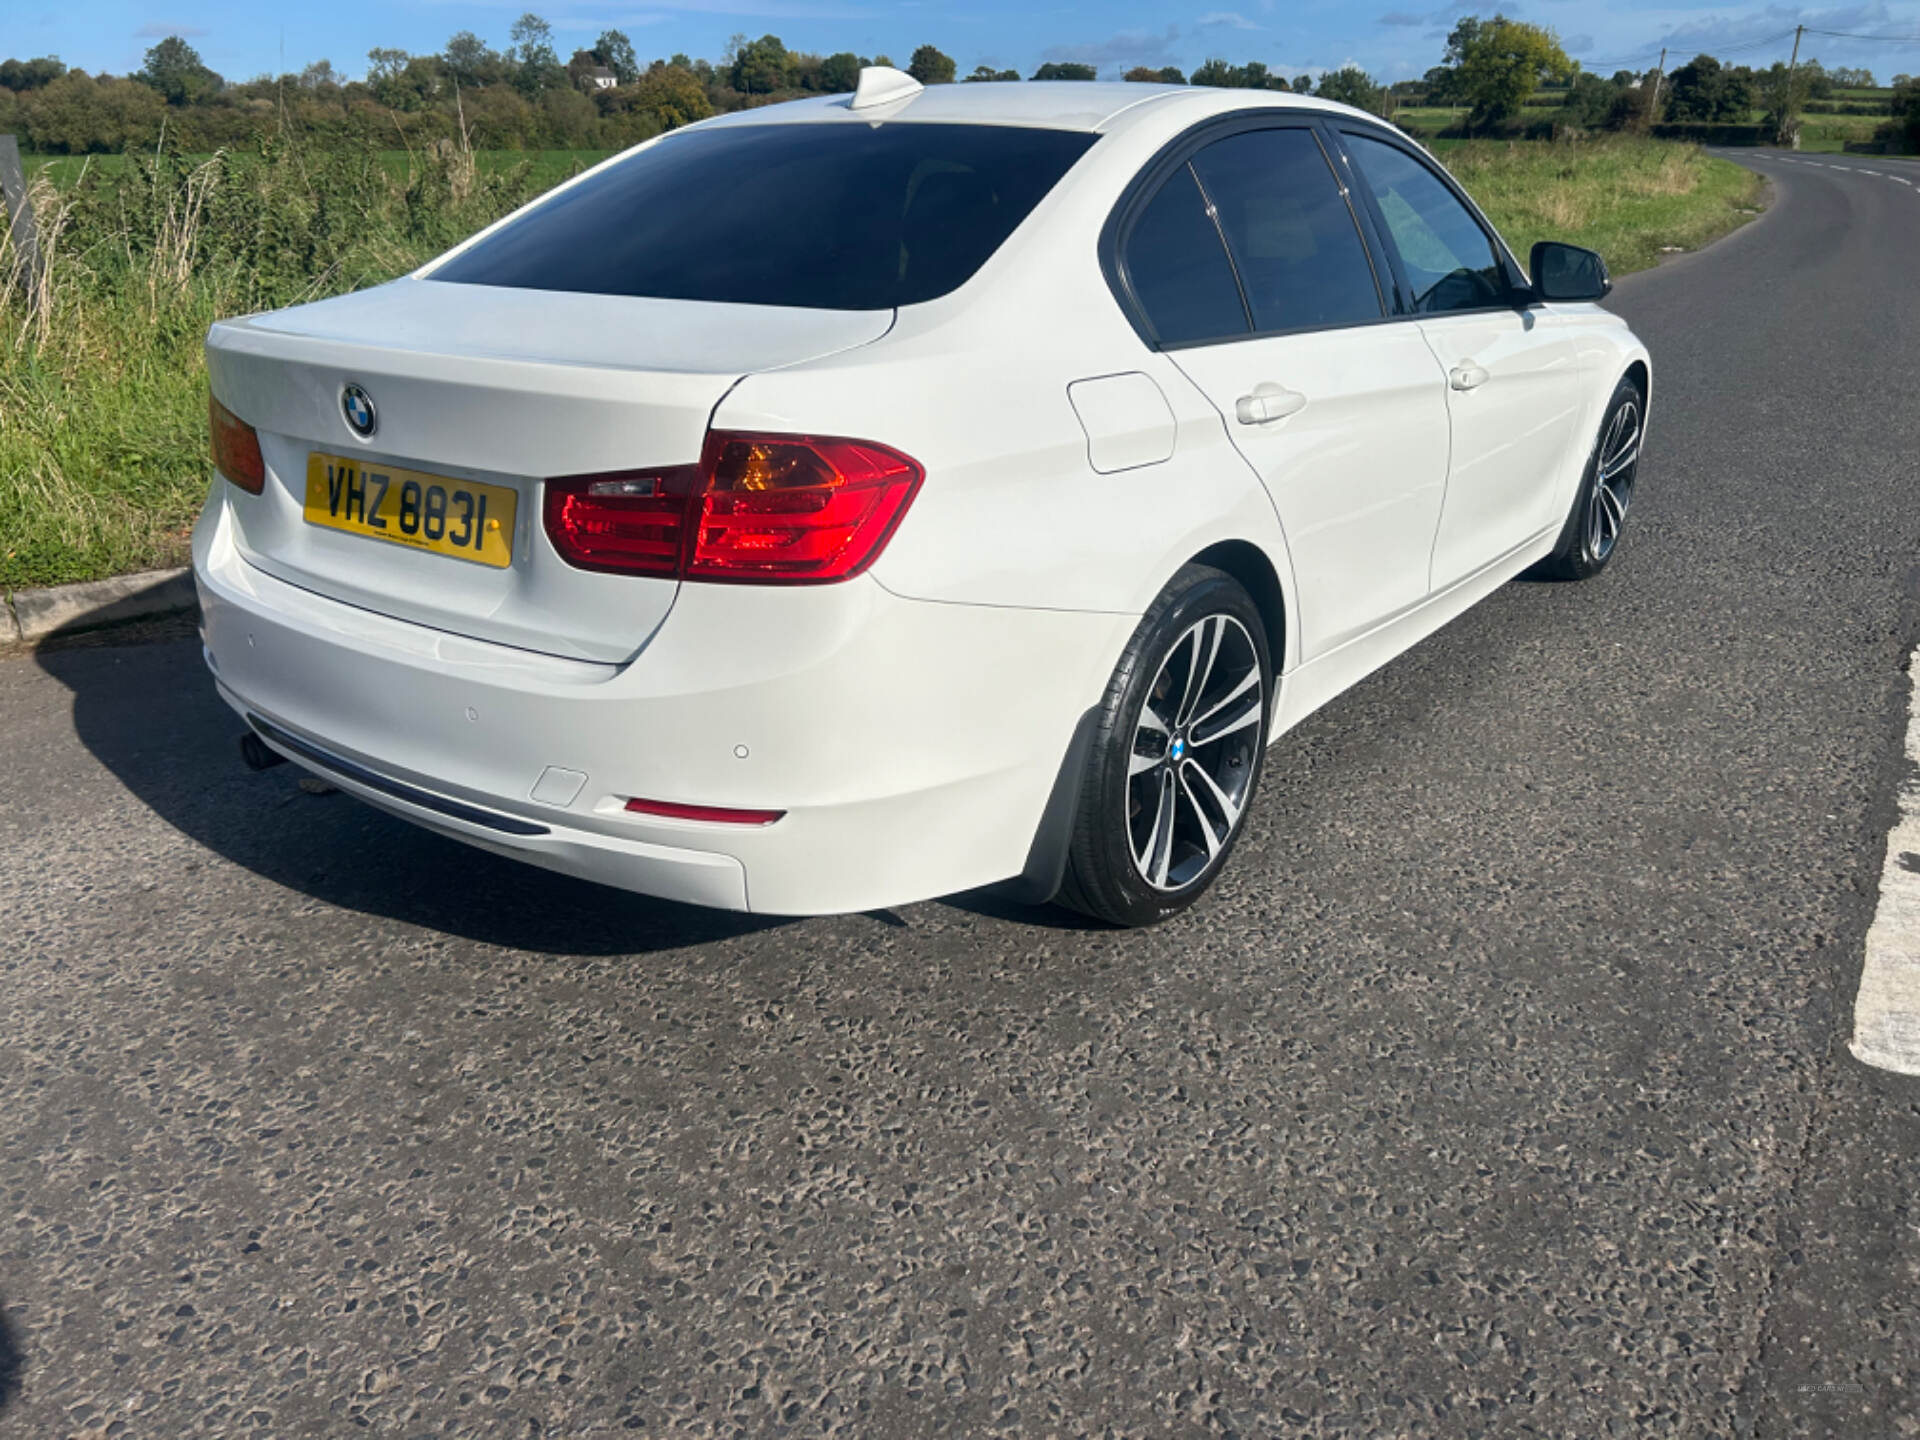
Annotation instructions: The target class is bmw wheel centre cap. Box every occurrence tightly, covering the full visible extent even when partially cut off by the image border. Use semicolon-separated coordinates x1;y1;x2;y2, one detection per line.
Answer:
341;383;377;438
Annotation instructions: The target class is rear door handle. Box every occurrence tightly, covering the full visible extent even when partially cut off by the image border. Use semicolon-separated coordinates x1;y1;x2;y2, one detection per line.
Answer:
1449;362;1490;391
1234;384;1308;425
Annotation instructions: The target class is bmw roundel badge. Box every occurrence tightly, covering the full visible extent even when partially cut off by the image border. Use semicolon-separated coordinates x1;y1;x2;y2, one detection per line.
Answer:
341;382;377;438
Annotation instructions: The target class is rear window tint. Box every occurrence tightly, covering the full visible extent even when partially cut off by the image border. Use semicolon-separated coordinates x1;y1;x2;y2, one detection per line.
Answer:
430;122;1098;311
1122;165;1250;346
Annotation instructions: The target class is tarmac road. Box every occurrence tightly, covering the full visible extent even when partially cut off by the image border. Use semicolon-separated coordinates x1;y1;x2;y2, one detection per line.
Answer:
3;152;1919;1438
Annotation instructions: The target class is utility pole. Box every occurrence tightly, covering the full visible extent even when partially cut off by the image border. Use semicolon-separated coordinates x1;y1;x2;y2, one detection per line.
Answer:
1647;47;1667;131
0;134;39;290
1781;24;1804;147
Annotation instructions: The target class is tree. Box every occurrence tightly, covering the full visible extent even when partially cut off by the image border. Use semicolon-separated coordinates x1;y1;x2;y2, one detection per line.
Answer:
443;31;500;88
1440;14;1573;129
965;64;1022;82
1123;65;1184;83
1887;76;1920;151
731;34;791;93
0;56;66;92
820;52;865;91
907;45;956;85
1292;74;1314;93
1189;59;1289;90
1315;65;1385;114
298;59;339;91
1664;53;1752;122
605;62;713;129
366;47;409;87
1754;60;1816;138
595;29;640;85
136;35;221;106
510;13;564;97
1031;62;1097;81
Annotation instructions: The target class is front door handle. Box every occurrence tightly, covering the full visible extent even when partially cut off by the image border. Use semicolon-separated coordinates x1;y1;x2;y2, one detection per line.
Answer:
1234;383;1308;425
1449;362;1491;391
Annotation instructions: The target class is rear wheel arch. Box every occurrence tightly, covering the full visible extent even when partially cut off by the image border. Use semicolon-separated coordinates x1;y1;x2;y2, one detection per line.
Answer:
1188;539;1287;677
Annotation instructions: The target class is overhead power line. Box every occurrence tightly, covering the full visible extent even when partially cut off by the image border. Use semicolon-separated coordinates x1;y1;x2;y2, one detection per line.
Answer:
1800;28;1920;43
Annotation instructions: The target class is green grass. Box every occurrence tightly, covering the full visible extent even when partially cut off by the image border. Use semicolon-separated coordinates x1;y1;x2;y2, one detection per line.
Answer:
1791;113;1887;152
1447;136;1765;274
0;136;1762;592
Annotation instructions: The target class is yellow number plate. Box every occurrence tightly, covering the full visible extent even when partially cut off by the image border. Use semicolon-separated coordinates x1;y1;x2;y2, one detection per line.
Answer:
303;453;516;569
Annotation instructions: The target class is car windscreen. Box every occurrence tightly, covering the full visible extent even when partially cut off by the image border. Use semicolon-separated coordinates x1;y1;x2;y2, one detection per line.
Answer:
429;121;1100;311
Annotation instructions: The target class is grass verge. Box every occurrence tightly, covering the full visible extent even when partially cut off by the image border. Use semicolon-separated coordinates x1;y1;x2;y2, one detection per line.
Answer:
2;136;1761;591
1452;137;1765;273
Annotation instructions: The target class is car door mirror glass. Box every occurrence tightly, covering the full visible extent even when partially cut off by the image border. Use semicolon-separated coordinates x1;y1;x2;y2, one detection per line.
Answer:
1529;241;1611;302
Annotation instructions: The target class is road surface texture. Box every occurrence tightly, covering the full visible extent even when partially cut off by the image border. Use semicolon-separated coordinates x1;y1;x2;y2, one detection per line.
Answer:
4;154;1918;1438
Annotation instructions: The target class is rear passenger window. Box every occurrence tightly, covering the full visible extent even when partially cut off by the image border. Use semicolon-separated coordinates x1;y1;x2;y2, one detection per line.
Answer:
1189;128;1384;333
1121;165;1249;346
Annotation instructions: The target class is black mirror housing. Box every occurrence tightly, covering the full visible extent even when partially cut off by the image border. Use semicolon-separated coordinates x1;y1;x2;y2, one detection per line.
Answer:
1529;241;1612;302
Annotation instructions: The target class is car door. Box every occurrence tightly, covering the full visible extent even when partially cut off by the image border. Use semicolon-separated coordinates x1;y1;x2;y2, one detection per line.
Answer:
1335;128;1586;593
1114;123;1453;661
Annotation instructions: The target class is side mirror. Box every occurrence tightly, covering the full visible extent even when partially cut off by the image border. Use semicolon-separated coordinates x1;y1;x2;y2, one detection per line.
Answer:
1529;241;1611;302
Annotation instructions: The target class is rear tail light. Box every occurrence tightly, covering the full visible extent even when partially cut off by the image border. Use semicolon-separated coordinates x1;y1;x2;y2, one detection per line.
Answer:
210;395;266;495
544;432;923;584
623;796;785;825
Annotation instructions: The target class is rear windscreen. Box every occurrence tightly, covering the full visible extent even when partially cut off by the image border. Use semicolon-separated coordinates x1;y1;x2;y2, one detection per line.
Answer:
429;122;1099;311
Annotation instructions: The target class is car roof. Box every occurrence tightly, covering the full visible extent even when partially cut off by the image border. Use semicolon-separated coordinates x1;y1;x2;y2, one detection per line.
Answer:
699;81;1364;136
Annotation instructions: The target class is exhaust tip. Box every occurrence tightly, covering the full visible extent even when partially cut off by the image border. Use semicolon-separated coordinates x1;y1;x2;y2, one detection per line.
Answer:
240;732;287;771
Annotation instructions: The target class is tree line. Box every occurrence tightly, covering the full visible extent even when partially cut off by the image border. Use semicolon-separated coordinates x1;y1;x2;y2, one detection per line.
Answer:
1;11;1915;156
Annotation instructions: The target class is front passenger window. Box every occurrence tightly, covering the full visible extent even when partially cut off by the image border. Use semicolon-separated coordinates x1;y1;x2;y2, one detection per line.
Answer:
1344;133;1509;314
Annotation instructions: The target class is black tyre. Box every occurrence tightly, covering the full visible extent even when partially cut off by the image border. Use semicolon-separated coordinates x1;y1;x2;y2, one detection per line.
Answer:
1533;375;1645;582
1058;565;1272;927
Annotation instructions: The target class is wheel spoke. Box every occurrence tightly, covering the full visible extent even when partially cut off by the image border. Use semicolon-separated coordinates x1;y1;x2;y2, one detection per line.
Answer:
1600;406;1639;477
1177;769;1225;859
1128;748;1164;777
1135;702;1171;738
1182;758;1243;833
1147;771;1177;886
1175;618;1223;728
1190;691;1262;747
1188;666;1259;732
1597;479;1626;535
1600;443;1639;482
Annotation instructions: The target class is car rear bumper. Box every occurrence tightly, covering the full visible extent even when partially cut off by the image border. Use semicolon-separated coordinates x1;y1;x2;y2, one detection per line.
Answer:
193;489;1130;915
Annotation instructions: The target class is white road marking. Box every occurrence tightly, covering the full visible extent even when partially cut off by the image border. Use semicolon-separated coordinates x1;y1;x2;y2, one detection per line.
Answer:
1852;646;1920;1076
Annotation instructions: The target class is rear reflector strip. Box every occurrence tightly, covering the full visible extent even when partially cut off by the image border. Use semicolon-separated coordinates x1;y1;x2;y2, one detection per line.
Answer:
623;796;785;826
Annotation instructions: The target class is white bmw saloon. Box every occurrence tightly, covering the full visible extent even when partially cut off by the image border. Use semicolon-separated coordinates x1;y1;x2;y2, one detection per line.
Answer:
195;70;1650;927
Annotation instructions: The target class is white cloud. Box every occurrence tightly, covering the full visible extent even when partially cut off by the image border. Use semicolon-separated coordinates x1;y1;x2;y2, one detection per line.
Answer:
1196;11;1266;30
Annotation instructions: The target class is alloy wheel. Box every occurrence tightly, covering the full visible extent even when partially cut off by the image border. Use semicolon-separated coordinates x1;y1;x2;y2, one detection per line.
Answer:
1588;397;1641;563
1127;614;1265;891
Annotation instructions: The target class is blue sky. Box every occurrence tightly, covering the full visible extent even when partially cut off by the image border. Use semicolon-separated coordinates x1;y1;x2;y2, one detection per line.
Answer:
12;0;1920;86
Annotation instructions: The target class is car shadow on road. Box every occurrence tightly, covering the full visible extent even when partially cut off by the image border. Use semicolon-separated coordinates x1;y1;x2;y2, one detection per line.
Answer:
37;634;790;956
0;1299;22;1416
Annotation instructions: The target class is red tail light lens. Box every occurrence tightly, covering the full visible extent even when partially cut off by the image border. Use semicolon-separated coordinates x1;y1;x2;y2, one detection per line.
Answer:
210;395;266;495
544;432;923;585
544;465;699;578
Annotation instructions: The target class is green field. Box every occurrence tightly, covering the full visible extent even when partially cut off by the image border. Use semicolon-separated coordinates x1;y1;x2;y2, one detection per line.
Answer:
0;137;1761;593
